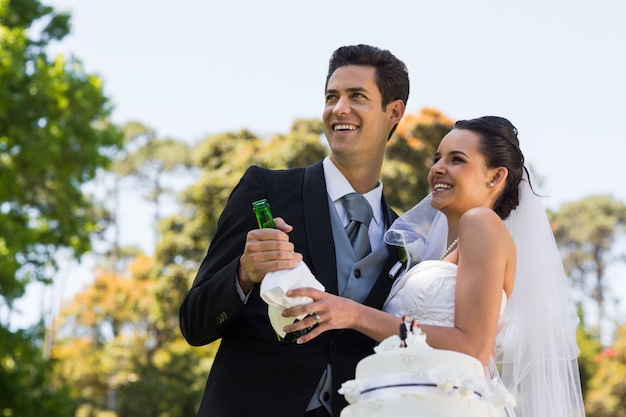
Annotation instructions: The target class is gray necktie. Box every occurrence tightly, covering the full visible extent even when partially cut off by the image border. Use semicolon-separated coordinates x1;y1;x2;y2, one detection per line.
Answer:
343;193;373;260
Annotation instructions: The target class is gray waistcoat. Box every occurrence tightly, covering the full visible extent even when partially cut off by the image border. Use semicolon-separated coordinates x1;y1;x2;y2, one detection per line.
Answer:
329;195;390;302
309;196;390;413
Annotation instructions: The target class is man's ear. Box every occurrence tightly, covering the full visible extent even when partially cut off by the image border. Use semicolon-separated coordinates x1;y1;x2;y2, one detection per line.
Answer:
388;99;405;125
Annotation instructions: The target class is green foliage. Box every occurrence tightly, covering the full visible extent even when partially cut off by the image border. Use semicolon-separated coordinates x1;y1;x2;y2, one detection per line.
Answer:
0;324;76;417
173;121;328;261
384;108;454;212
53;256;214;417
576;320;603;397
551;195;626;257
258;119;327;168
1;1;122;412
159;108;453;281
110;121;194;253
548;195;626;413
115;121;193;182
0;0;123;306
115;340;210;417
3;3;620;415
550;195;626;334
585;323;626;416
44;104;626;416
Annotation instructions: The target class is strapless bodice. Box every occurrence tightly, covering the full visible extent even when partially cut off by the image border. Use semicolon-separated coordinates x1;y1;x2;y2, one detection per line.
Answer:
384;260;506;326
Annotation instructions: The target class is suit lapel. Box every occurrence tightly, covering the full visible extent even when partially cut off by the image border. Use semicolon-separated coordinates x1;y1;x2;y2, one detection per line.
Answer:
363;196;399;308
302;163;400;303
303;162;339;295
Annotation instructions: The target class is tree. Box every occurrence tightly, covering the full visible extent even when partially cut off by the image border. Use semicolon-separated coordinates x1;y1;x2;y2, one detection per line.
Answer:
383;107;454;211
154;108;453;333
52;255;213;417
584;323;626;416
1;2;122;416
44;108;465;415
576;309;604;399
0;325;76;417
549;195;626;337
164;120;327;257
0;0;123;314
157;107;452;271
56;109;626;416
113;122;194;253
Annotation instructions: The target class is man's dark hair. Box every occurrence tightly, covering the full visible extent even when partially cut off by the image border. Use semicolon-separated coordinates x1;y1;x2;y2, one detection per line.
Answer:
326;44;410;139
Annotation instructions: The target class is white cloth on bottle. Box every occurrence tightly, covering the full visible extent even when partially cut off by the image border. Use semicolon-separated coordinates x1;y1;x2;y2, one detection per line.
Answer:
260;261;325;338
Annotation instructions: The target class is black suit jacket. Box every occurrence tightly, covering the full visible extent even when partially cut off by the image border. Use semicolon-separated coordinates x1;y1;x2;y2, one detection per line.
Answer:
179;161;399;417
399;322;408;341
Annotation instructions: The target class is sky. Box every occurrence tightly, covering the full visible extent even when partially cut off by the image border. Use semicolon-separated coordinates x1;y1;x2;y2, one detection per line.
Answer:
8;0;626;330
43;0;625;209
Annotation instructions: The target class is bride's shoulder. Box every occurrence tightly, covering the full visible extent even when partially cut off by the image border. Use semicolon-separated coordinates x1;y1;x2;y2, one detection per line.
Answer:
460;207;503;225
459;208;511;239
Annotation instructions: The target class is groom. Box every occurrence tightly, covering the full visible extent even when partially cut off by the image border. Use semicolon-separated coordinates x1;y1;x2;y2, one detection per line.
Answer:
179;44;410;417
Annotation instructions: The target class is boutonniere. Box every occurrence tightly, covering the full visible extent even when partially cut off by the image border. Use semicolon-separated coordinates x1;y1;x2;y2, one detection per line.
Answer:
388;246;407;279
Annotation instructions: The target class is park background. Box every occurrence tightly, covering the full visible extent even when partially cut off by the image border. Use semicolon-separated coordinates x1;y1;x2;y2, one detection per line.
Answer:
1;0;625;416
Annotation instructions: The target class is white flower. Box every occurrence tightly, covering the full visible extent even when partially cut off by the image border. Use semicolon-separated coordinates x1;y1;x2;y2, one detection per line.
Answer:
437;380;455;394
409;363;429;379
365;398;383;411
429;367;457;394
457;375;483;397
375;335;402;353
338;379;364;404
400;350;416;363
489;377;516;408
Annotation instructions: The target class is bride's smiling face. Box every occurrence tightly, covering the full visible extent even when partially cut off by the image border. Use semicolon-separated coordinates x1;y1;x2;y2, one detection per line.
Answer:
428;129;502;216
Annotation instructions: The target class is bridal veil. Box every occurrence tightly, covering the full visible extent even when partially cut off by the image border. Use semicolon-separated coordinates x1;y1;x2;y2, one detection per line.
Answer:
385;170;585;416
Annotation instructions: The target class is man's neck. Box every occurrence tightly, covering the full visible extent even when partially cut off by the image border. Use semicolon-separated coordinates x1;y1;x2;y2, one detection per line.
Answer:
329;155;382;194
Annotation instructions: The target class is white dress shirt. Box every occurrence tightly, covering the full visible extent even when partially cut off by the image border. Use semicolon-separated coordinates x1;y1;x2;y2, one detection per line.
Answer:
322;156;384;251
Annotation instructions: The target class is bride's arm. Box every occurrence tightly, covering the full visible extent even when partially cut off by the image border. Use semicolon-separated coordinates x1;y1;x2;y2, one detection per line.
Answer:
281;289;403;344
419;208;514;365
283;208;514;356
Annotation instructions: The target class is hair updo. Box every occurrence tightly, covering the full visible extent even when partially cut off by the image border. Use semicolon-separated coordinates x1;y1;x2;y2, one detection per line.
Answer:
453;116;528;219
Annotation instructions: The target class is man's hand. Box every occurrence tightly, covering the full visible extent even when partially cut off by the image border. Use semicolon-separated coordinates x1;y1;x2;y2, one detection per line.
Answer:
237;217;302;294
281;288;361;344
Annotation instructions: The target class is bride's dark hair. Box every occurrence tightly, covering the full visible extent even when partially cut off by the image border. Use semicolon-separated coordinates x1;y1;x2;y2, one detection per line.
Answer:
453;116;528;219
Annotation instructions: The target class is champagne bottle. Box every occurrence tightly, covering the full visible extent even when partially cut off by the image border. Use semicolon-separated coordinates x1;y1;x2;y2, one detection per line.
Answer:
252;199;276;229
252;199;316;343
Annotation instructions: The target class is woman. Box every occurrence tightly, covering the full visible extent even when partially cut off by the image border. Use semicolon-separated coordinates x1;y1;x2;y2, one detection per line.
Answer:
283;116;584;416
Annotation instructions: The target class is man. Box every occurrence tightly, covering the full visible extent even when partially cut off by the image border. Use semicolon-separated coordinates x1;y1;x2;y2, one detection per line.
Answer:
399;314;410;347
179;44;409;417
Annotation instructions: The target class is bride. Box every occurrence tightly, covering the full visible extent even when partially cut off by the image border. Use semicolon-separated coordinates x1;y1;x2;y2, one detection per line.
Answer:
283;116;585;416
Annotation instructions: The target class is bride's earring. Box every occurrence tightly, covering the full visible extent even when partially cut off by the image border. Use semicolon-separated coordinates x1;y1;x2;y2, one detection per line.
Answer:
488;181;495;187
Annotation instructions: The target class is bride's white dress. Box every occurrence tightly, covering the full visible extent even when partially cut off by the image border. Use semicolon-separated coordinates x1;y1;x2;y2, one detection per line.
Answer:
383;260;514;416
382;175;586;417
384;260;506;325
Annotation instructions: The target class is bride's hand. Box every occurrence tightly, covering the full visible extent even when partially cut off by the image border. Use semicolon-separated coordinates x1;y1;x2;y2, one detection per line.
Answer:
281;288;360;344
